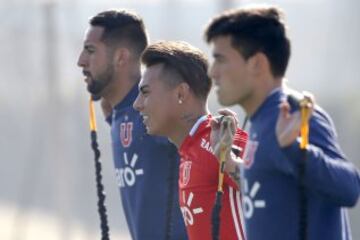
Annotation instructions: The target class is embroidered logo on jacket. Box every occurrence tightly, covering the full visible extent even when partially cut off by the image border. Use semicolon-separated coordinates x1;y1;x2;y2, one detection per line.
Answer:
243;140;258;169
180;161;192;186
120;122;133;148
115;152;143;187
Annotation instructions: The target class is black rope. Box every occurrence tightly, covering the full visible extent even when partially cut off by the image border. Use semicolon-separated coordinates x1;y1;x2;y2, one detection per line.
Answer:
298;150;307;240
90;130;110;240
287;94;307;240
211;191;223;240
211;117;228;240
164;145;178;240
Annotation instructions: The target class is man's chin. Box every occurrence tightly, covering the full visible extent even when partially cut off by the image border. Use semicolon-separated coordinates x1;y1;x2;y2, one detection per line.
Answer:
87;82;105;101
145;126;161;136
87;86;102;101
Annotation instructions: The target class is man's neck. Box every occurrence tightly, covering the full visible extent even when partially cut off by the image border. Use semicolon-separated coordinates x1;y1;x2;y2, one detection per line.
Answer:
243;77;283;117
104;70;141;108
170;108;208;148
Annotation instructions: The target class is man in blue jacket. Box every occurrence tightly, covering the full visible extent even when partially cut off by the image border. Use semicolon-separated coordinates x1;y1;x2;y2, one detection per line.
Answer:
77;9;187;240
205;5;360;240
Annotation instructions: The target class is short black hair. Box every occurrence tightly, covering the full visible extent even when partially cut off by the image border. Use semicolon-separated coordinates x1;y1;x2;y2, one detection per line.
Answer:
141;41;211;100
90;9;148;58
205;6;291;78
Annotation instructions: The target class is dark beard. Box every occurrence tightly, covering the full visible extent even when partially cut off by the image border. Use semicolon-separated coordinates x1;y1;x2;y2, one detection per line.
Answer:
87;65;114;101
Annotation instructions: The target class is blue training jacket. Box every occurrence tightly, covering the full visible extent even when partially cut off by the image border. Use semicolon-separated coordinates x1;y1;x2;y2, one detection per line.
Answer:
108;85;187;240
242;88;360;240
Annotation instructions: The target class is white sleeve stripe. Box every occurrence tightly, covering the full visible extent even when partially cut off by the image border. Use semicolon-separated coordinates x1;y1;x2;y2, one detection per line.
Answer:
229;187;243;240
236;190;247;238
341;208;346;240
341;209;352;240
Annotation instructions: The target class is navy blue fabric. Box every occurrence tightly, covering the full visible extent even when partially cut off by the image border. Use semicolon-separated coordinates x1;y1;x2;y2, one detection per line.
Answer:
242;88;360;240
109;85;187;240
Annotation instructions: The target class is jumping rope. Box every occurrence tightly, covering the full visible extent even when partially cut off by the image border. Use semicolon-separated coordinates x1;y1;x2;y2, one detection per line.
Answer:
164;144;179;240
287;94;311;240
299;96;311;240
89;97;110;240
211;116;232;240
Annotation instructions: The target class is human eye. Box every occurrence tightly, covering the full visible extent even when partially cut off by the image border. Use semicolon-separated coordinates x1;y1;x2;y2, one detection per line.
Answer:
141;90;149;96
213;54;225;64
139;86;150;96
84;45;95;54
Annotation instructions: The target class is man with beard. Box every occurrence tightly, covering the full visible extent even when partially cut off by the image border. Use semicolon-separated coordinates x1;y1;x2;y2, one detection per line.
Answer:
77;9;187;240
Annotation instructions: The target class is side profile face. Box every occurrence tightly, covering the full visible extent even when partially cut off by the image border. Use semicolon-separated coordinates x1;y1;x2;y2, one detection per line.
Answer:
133;64;179;136
77;26;114;100
208;36;254;107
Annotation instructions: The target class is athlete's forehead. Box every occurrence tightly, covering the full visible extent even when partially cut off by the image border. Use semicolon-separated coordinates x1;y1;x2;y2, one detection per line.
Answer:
211;36;237;57
139;64;164;88
84;26;105;45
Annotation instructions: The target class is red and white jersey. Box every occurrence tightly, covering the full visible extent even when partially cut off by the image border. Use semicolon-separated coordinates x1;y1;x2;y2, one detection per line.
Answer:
179;115;248;240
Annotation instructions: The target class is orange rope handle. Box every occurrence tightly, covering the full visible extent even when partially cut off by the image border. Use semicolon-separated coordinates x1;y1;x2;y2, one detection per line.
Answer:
300;98;311;149
217;143;227;192
89;97;97;131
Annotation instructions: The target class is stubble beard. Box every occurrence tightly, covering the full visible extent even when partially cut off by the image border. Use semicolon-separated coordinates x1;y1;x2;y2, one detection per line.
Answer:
87;64;114;101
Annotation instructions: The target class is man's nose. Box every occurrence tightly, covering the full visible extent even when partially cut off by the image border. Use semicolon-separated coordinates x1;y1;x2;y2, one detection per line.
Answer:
208;63;217;79
133;95;142;111
77;51;86;68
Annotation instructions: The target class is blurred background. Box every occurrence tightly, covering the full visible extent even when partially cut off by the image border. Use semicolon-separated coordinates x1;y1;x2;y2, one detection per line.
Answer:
1;0;359;239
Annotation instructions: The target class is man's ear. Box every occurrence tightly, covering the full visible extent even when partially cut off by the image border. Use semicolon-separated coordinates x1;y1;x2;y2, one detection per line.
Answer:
113;48;130;67
176;82;190;104
247;52;269;77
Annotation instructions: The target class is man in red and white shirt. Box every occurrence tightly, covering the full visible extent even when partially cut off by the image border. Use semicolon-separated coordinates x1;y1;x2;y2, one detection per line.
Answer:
179;114;247;239
133;41;248;240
